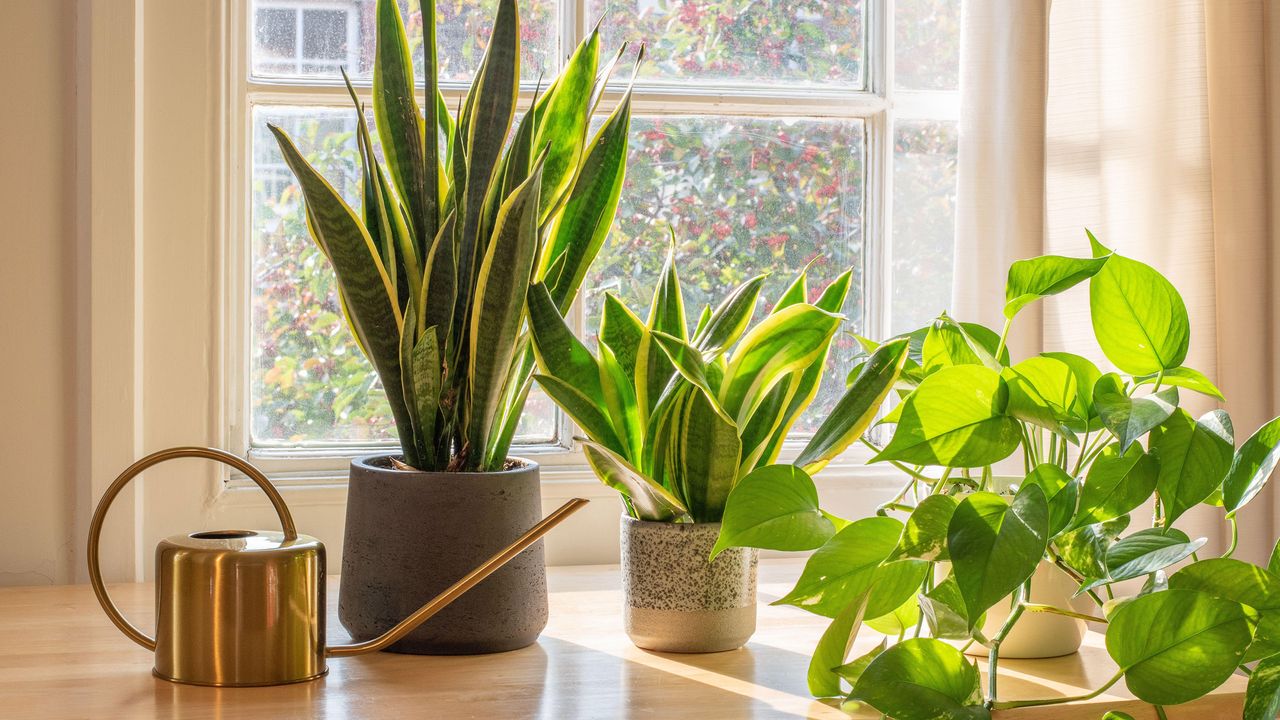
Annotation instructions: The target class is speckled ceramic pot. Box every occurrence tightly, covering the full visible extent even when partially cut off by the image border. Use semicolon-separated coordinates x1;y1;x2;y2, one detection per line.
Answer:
620;515;758;653
339;455;547;655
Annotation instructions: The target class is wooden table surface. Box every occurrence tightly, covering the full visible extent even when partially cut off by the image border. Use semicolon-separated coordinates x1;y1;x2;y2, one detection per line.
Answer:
0;560;1244;719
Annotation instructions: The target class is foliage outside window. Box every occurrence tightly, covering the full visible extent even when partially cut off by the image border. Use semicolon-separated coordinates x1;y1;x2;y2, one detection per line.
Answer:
242;0;961;459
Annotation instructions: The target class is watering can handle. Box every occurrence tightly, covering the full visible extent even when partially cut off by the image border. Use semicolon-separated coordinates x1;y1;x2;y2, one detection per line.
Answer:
87;446;298;651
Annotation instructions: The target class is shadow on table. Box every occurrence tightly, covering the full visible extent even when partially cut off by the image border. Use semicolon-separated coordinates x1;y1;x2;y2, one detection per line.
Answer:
536;636;823;719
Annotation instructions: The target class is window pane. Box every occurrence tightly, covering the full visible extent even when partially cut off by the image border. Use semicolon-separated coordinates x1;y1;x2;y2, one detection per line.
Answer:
895;0;961;91
250;105;555;447
250;0;556;83
590;0;865;87
587;116;865;430
891;119;957;333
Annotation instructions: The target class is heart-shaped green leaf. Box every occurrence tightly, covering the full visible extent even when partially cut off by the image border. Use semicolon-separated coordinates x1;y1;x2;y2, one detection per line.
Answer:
1071;443;1158;529
1041;351;1103;421
1093;373;1179;451
834;639;886;686
808;590;871;697
895;494;959;562
777;516;906;617
1133;366;1225;401
1002;356;1086;434
919;576;976;640
1224;416;1280;518
1151;409;1234;525
1245;653;1280;720
874;365;1021;468
866;594;922;635
922;314;1000;373
1169;558;1280;662
851;638;989;720
949;486;1049;628
1088;243;1190;375
711;464;834;560
1021;464;1079;536
1055;516;1130;581
1004;254;1110;319
1102;528;1205;584
1106;588;1255;705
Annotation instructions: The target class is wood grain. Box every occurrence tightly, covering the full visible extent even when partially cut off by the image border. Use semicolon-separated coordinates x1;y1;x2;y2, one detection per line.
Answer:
0;560;1244;718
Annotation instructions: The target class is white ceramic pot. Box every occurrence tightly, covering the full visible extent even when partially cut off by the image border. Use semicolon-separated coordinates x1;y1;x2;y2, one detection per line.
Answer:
966;561;1094;659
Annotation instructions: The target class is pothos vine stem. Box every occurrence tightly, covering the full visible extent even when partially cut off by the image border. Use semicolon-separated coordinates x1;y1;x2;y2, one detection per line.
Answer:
985;582;1029;707
991;669;1125;710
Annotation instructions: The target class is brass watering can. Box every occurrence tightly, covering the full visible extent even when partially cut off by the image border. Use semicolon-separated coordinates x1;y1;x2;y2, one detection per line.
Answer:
87;446;586;687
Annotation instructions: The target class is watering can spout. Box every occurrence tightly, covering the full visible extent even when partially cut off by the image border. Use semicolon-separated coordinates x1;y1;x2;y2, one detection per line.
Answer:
326;497;589;657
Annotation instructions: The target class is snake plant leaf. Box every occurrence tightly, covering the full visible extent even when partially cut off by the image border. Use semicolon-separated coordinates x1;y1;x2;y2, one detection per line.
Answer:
1169;558;1280;662
712;464;834;560
1041;351;1103;421
874;365;1021;468
269;125;415;457
1224;416;1280;517
457;0;520;304
409;325;442;470
1151;409;1234;525
850;638;989;720
397;295;423;468
372;0;433;246
1133;366;1226;401
1093;373;1179;451
809;590;872;697
949;486;1049;629
719;304;842;426
691;274;766;355
774;267;808;310
1101;528;1205;585
484;344;535;469
597;294;645;383
1071;443;1158;530
581;440;690;522
527;282;604;406
797;338;910;474
678;388;742;522
1021;463;1079;536
466;158;544;465
652;331;715;397
834;639;887;687
534;374;623;456
1001;356;1087;435
894;494;959;562
919;577;977;640
776;516;906;617
922;313;999;374
1088;242;1191;375
633;249;685;422
542;89;633;311
419;211;457;343
529;29;597;218
1003;254;1110;319
1106;588;1255;705
1245;654;1280;720
343;73;395;279
598;341;642;462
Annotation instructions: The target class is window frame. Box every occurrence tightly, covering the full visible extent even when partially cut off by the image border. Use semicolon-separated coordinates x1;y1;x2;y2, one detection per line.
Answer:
224;0;960;484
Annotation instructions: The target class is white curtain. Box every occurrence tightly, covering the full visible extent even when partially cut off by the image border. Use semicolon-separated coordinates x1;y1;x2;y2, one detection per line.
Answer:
955;0;1280;561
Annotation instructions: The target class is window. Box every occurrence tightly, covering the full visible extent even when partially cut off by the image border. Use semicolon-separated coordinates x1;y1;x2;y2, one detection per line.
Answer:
235;0;960;466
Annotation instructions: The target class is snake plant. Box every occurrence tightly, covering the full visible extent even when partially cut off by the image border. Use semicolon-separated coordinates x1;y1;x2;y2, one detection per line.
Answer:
527;239;861;523
716;231;1280;719
270;0;636;471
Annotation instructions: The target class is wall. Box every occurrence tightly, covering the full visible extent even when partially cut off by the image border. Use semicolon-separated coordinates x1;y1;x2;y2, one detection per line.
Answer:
0;0;78;586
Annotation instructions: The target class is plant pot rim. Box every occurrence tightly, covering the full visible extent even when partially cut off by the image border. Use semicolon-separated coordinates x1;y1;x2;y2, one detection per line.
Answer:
620;514;720;529
351;453;540;476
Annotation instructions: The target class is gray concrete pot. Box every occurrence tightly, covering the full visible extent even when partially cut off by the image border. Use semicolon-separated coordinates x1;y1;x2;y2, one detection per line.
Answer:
338;455;547;654
620;515;758;653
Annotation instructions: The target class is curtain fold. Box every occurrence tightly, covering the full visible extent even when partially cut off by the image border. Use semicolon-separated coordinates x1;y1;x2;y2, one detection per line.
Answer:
955;0;1279;560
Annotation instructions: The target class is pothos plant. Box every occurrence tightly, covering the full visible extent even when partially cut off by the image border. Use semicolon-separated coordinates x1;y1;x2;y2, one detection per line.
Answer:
527;241;873;525
716;231;1280;719
270;0;636;472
